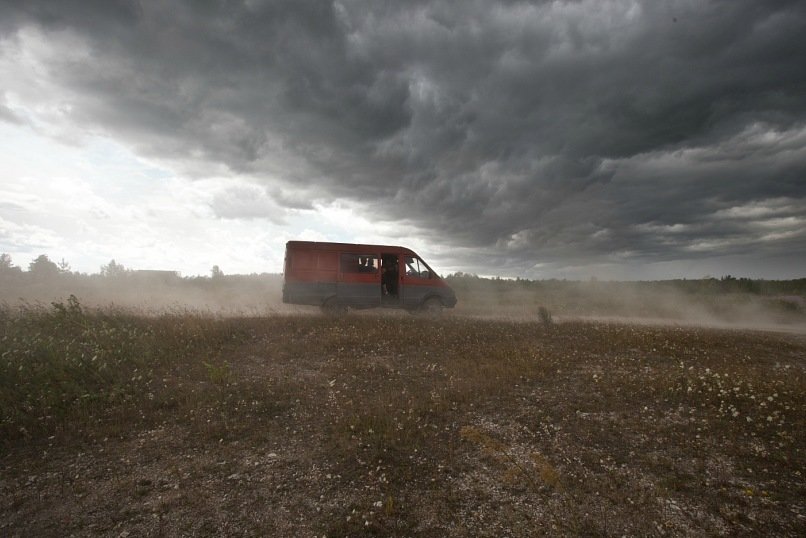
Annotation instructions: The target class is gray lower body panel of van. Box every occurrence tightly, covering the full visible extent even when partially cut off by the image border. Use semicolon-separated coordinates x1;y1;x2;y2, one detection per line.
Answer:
283;281;337;306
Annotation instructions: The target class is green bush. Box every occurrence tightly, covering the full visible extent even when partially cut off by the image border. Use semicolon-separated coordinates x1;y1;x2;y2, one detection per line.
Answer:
0;297;251;443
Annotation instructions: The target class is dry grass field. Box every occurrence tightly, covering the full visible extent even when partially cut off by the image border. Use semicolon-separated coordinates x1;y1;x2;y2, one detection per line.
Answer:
1;299;804;537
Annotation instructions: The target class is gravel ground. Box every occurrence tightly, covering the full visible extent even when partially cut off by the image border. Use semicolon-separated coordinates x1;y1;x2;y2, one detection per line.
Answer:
2;315;804;537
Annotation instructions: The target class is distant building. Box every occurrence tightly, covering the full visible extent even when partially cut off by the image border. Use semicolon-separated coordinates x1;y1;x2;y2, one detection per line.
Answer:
132;270;181;282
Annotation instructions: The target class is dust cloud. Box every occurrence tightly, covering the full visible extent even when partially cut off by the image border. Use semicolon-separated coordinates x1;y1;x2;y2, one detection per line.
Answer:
448;276;806;334
0;272;297;316
1;269;804;333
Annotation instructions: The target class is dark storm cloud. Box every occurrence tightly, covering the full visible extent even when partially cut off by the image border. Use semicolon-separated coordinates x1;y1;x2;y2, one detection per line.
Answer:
2;0;805;276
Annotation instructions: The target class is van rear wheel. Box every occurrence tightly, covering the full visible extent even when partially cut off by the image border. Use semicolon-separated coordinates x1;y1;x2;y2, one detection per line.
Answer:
321;297;347;316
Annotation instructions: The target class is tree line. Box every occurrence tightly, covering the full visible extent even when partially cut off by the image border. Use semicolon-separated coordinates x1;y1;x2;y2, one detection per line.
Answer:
2;253;804;296
444;272;806;296
0;253;229;281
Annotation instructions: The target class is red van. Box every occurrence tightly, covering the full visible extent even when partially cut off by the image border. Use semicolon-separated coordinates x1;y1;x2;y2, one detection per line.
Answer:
282;241;457;314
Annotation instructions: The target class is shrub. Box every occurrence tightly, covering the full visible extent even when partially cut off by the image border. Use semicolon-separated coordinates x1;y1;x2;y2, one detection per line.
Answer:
538;306;553;327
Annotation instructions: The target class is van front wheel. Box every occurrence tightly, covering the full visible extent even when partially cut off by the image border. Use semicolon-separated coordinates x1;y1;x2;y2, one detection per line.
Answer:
420;298;444;317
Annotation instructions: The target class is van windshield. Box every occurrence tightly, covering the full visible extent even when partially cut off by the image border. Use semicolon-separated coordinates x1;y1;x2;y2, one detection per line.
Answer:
404;256;432;279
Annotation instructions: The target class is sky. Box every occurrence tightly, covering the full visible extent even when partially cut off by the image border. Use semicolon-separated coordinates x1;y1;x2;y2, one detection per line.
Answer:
1;0;805;280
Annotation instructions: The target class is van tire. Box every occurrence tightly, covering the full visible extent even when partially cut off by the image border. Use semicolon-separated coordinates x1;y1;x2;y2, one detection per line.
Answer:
420;297;444;317
321;297;347;316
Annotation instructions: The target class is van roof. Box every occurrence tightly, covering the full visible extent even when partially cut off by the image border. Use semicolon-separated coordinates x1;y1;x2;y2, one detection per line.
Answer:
286;240;416;255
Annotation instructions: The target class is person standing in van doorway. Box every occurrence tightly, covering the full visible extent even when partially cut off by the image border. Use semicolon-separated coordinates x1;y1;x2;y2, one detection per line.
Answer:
382;256;399;297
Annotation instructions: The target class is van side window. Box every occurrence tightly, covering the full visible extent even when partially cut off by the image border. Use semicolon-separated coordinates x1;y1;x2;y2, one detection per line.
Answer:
404;256;432;279
340;253;379;274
